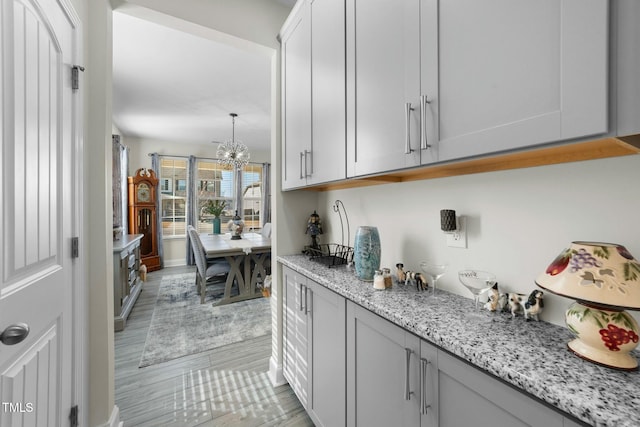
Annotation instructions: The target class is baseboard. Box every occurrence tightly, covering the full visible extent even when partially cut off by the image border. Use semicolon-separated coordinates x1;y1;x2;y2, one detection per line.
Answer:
163;258;186;268
98;405;123;427
268;356;287;387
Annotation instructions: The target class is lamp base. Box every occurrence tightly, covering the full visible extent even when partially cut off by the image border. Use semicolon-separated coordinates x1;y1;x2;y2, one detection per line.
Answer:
565;301;639;371
568;339;637;371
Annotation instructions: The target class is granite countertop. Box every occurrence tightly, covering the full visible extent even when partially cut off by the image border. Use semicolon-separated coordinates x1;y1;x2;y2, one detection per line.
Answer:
279;254;640;427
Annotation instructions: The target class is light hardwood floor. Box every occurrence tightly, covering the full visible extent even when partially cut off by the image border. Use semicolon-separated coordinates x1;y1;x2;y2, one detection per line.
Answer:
115;265;314;426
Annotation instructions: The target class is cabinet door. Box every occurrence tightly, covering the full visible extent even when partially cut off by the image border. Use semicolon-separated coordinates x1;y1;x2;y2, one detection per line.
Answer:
307;280;346;427
309;0;346;185
346;0;421;177
347;302;420;427
281;1;312;190
437;350;563;427
419;340;438;427
422;0;608;162
282;266;310;406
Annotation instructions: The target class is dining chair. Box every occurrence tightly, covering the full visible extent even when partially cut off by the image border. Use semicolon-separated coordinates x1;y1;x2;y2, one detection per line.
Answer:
261;222;272;238
187;225;232;303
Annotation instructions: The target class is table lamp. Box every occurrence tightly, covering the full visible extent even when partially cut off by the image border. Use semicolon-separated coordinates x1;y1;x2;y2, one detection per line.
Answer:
536;241;640;370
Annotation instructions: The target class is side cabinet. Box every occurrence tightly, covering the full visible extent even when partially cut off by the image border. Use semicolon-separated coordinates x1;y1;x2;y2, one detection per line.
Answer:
113;234;143;331
282;265;347;426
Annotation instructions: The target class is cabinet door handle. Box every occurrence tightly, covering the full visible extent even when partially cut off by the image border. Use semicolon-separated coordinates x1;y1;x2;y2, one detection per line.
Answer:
307;150;313;176
405;103;414;154
304;286;311;314
298;283;304;312
420;95;432;150
304;150;312;177
299;152;305;179
404;348;414;400
420;358;431;414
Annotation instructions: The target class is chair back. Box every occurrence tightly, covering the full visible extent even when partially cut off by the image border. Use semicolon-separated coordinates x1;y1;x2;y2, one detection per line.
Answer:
187;226;207;279
261;222;272;238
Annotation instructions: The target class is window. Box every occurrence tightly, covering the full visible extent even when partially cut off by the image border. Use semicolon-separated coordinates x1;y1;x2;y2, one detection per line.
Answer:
159;158;187;237
196;161;235;233
242;163;263;230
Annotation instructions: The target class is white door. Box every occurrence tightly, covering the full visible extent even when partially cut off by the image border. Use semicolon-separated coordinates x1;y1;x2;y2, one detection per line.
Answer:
1;0;80;425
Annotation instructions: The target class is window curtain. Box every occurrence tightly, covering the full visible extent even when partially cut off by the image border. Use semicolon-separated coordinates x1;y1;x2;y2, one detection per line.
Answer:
235;166;243;219
261;162;271;225
111;135;128;233
185;155;197;265
151;153;164;268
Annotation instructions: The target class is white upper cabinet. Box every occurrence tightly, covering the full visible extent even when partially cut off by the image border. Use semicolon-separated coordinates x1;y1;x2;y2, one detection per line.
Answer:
309;0;346;185
281;1;312;190
346;0;423;178
422;0;609;162
281;0;346;190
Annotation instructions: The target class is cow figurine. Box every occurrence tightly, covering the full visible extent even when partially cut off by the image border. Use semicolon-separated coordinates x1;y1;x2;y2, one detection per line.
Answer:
523;290;544;321
505;290;545;320
405;271;427;291
395;263;406;284
484;283;501;312
507;293;528;318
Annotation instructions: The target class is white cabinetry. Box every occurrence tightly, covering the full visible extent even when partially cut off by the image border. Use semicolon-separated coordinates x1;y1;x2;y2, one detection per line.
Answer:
281;1;311;190
281;0;346;190
345;0;608;177
346;301;575;427
423;0;608;162
346;0;422;177
282;265;346;426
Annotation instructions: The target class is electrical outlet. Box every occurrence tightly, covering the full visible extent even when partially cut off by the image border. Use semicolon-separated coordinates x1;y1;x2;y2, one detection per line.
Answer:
446;216;467;248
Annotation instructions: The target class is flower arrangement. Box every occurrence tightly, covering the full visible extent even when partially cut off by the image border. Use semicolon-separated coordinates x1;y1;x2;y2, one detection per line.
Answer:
203;199;226;218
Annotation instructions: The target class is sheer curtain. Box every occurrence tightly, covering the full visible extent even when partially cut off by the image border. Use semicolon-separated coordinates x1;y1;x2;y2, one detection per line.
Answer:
185;155;197;265
151;153;164;268
261;162;271;225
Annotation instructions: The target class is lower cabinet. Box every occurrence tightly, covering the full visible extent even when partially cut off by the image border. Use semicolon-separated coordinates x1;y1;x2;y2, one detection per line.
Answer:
346;301;578;427
282;265;346;426
283;265;583;427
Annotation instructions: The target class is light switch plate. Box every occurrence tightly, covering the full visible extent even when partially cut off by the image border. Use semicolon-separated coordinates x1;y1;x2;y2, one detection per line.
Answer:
446;216;467;248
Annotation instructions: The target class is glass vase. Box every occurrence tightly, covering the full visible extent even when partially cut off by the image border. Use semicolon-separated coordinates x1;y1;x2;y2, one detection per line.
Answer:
213;217;221;234
353;226;381;281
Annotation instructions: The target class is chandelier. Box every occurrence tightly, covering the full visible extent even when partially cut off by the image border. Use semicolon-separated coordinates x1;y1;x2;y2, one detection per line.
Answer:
216;113;250;169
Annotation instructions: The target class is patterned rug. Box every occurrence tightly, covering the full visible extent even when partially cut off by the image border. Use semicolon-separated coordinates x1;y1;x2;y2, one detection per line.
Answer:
139;273;272;368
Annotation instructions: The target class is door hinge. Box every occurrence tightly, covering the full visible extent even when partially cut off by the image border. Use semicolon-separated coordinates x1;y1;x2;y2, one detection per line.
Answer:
71;237;79;258
72;65;85;90
69;405;79;427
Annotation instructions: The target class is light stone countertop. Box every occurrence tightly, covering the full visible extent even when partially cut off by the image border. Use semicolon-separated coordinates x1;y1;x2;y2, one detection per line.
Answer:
279;254;640;427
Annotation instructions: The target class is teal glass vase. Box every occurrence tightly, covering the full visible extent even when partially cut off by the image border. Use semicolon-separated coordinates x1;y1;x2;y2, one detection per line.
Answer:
213;217;221;234
353;226;381;281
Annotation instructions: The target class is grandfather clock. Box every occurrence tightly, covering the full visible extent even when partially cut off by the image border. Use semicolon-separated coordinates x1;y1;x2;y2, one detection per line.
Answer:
128;168;161;271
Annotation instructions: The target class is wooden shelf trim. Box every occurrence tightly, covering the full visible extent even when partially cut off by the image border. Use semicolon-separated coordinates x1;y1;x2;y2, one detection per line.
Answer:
305;136;640;192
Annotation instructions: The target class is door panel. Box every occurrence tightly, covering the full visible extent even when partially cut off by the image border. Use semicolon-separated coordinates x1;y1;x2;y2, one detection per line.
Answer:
1;0;76;425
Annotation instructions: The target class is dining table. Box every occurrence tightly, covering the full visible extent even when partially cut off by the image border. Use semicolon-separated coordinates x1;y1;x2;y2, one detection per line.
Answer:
198;232;271;306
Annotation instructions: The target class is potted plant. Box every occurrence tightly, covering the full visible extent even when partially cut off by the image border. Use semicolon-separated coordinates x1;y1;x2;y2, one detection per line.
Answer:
204;199;226;234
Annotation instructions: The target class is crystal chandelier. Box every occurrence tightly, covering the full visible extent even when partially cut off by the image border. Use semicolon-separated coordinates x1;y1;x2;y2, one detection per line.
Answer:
216;113;250;169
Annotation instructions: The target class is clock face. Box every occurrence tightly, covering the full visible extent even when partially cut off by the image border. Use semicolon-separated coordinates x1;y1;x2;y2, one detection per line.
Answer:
137;182;151;203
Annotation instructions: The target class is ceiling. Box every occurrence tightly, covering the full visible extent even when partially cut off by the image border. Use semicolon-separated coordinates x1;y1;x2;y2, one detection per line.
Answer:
112;4;294;151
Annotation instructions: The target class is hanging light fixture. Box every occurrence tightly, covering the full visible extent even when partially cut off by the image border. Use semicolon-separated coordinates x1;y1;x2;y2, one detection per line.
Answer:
216;113;250;169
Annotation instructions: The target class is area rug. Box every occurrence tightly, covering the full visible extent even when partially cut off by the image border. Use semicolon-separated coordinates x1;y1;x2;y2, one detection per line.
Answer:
139;273;271;368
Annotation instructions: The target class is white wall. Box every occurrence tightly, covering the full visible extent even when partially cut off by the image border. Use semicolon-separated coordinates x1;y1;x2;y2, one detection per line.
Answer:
302;155;640;326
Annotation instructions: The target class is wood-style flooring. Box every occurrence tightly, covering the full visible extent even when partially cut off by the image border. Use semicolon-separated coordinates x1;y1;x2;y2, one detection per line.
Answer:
115;265;314;427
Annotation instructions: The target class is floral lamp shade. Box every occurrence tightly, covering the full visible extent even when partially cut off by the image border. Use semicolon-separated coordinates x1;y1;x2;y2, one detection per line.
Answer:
536;241;640;370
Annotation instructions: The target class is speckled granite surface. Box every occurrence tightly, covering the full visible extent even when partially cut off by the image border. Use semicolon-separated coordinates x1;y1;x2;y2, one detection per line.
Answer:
279;254;640;427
